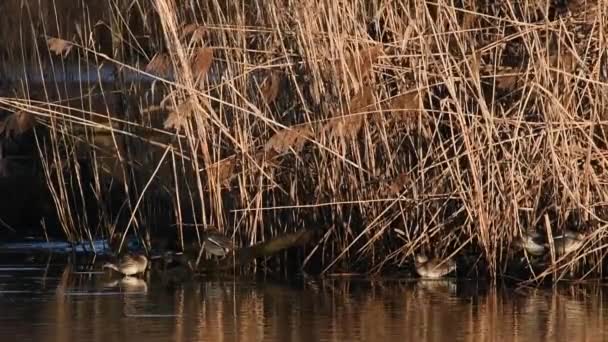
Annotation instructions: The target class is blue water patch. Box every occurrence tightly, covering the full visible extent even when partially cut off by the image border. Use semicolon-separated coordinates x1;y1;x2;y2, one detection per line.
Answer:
0;240;110;253
0;238;142;254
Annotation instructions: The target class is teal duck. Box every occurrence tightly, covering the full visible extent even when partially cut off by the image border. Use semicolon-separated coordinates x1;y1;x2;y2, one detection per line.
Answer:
549;230;586;257
103;254;148;276
414;254;457;279
202;229;234;257
517;230;546;256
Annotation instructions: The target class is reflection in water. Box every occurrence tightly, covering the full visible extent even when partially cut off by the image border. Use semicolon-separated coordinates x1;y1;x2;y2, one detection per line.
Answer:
0;253;607;341
103;276;149;294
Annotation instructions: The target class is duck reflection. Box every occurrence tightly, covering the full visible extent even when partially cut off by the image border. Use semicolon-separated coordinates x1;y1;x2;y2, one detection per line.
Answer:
103;276;148;293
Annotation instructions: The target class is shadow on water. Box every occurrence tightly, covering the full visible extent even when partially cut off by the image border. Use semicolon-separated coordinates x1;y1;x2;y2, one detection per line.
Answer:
0;250;608;341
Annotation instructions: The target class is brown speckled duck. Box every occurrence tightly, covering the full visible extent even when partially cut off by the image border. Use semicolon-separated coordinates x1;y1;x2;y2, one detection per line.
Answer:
414;254;457;279
202;229;234;257
517;230;546;256
549;230;586;257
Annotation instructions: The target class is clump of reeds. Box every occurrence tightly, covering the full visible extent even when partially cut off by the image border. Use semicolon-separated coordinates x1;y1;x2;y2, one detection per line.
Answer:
0;0;607;281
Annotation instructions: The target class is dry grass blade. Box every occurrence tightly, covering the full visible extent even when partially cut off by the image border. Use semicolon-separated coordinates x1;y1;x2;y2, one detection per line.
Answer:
46;37;73;57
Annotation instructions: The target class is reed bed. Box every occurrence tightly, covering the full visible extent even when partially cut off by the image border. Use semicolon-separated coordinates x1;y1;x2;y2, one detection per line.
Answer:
0;0;607;281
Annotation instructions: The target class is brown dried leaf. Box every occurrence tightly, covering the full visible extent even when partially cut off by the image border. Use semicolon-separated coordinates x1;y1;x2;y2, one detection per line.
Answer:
389;91;421;122
349;86;375;113
208;156;236;186
331;44;383;92
346;45;383;82
145;53;173;78
264;125;313;154
260;72;281;105
0;110;36;137
480;65;521;89
190;47;214;81
494;73;519;89
321;86;376;140
548;50;576;73
327;115;364;140
164;99;196;131
461;12;478;30
180;23;208;42
386;172;412;195
47;38;73;57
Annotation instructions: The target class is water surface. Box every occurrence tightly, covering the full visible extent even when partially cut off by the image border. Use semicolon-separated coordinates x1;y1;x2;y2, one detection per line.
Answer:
0;252;607;341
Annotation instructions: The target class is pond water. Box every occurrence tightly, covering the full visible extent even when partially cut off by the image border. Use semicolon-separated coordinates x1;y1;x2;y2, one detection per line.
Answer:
0;251;607;342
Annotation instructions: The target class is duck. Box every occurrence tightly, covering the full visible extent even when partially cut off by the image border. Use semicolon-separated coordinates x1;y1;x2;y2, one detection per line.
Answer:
414;254;457;279
517;230;546;256
102;254;148;276
548;230;586;257
202;229;234;257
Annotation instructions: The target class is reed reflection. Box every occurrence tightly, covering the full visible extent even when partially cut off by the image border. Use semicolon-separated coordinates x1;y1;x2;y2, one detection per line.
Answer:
0;255;608;341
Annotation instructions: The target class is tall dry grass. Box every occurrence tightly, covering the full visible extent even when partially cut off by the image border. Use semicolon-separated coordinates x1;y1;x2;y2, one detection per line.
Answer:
0;0;607;280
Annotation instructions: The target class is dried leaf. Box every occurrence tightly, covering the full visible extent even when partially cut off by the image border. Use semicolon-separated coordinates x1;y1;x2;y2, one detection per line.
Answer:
190;47;214;81
264;125;313;154
0;110;36;137
461;12;478;30
480;65;521;89
346;45;383;82
383;89;432;139
349;86;375;113
386;173;412;195
323;115;365;140
548;50;576;73
329;44;383;93
47;38;73;57
180;23;208;42
389;91;421;122
208;156;236;186
321;87;376;140
145;53;173;78
494;73;519;89
164;99;196;131
260;72;281;105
